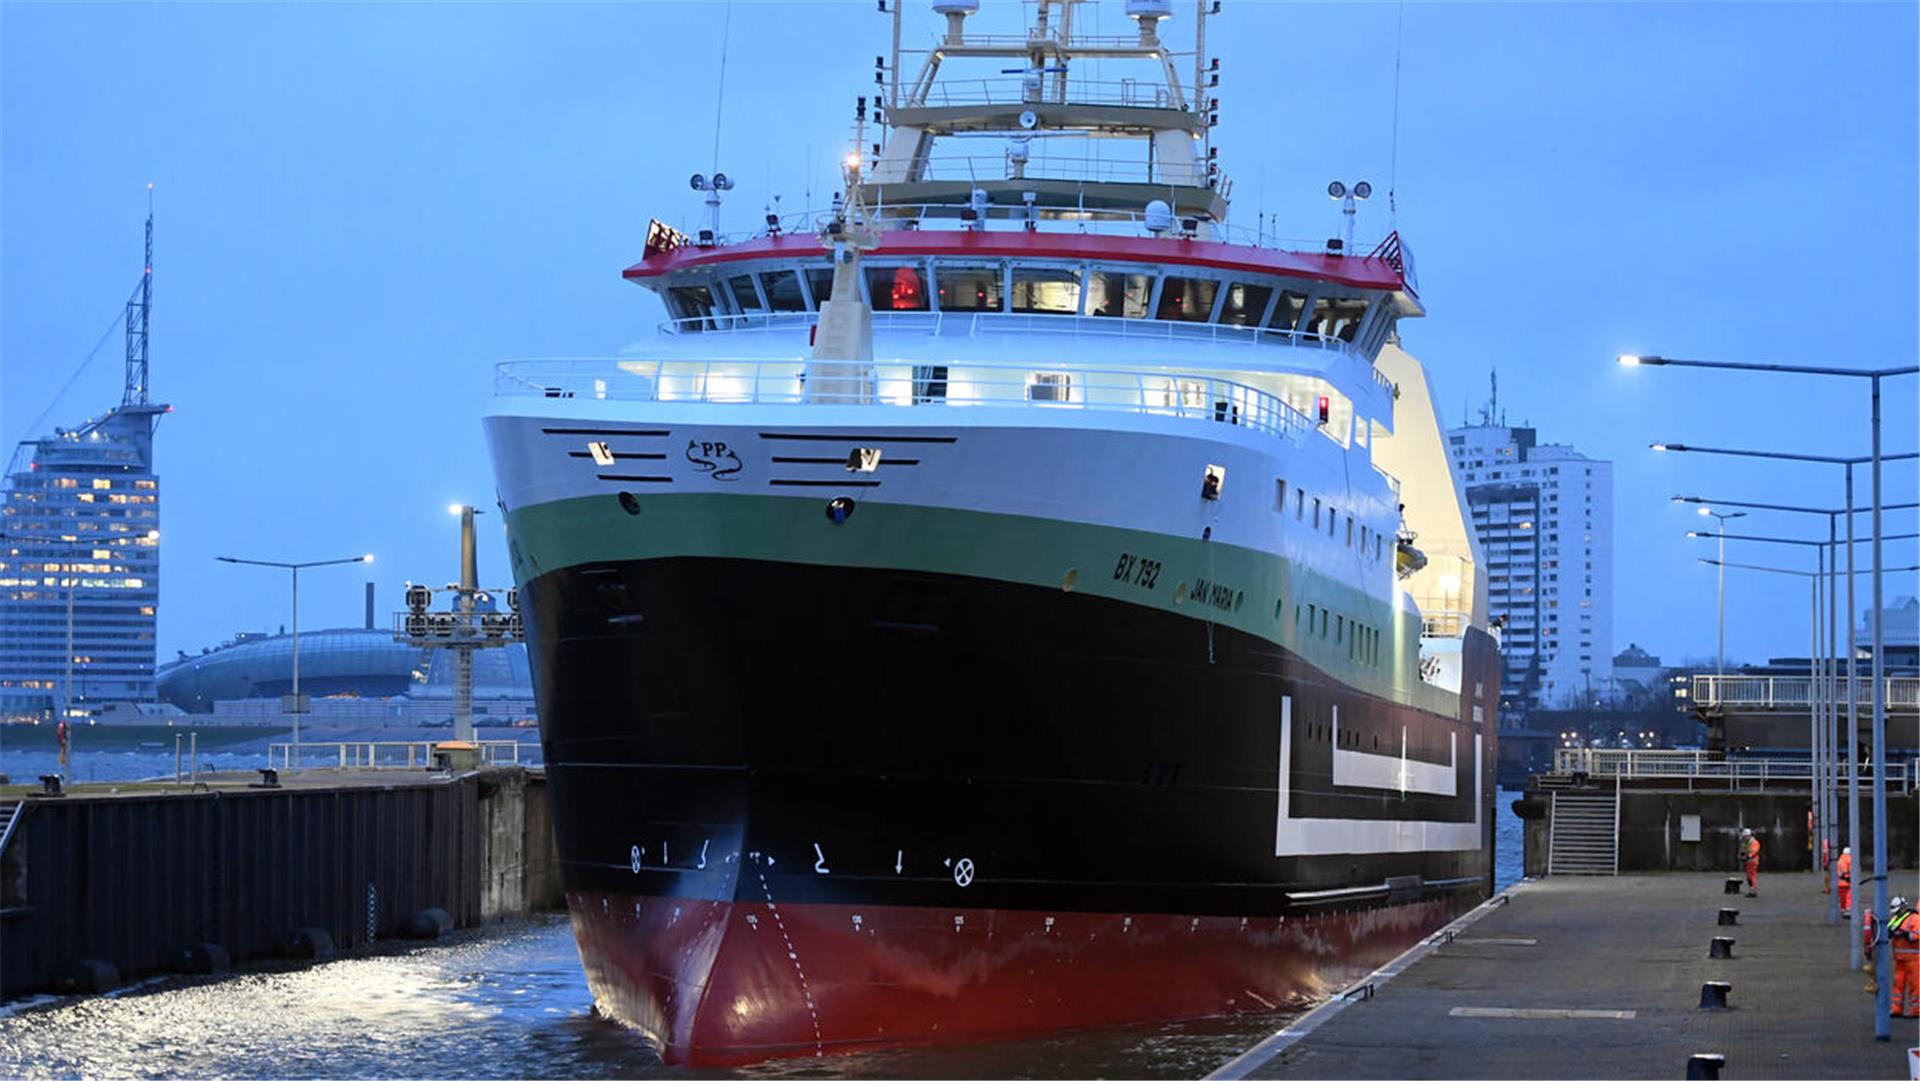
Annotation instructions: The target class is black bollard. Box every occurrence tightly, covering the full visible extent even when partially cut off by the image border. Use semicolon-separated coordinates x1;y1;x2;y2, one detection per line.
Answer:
1717;908;1739;926
1709;936;1735;959
284;926;336;960
1686;1053;1725;1080
1698;981;1731;1009
1723;878;1741;895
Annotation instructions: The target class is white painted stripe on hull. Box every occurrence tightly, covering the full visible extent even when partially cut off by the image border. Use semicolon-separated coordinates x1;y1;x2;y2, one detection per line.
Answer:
1329;704;1458;796
1274;695;1482;856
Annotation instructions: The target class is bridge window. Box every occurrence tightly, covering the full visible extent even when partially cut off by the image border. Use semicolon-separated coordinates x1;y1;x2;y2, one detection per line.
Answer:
1156;276;1217;322
1086;270;1151;317
935;265;1002;311
806;267;841;306
1010;268;1081;314
666;285;718;330
1219;282;1273;327
1305;295;1371;339
726;274;764;313
1268;290;1308;332
762;270;808;312
868;265;929;311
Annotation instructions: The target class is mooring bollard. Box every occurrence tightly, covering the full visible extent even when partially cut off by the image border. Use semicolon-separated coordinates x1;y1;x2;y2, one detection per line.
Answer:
1709;936;1735;959
1698;981;1731;1009
1717;908;1739;926
1686;1052;1725;1080
1723;878;1741;895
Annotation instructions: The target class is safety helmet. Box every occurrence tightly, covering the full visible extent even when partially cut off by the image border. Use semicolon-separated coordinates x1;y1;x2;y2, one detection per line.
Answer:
1894;896;1911;910
1843;846;1851;855
1741;828;1753;837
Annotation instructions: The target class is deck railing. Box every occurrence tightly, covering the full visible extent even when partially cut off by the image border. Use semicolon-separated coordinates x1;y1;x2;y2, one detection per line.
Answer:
498;358;1316;445
1692;674;1920;711
1549;748;1918;791
267;740;530;772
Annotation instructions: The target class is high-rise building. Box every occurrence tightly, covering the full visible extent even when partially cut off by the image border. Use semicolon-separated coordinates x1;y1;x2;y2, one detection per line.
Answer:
1447;417;1613;712
0;211;168;721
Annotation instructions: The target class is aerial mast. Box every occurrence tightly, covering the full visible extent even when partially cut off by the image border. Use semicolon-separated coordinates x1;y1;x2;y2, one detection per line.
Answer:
122;185;153;406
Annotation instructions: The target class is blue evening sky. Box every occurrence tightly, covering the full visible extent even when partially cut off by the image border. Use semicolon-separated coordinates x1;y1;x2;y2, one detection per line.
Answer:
3;1;1916;670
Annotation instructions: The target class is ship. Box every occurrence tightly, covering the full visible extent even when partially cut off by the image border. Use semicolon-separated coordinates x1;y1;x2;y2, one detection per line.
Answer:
484;0;1498;1065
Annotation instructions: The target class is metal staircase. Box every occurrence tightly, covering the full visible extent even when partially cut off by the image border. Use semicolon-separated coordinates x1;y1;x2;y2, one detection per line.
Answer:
0;801;22;858
1548;788;1618;875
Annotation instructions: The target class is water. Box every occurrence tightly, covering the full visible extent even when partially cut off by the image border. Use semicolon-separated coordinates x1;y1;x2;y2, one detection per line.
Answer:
0;758;1526;1077
0;916;1279;1080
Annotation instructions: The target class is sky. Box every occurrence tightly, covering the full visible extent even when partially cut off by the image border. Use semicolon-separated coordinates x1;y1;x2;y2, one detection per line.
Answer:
3;1;1917;670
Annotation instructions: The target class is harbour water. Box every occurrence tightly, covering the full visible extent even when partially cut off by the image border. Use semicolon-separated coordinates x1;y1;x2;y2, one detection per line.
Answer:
0;735;1522;1078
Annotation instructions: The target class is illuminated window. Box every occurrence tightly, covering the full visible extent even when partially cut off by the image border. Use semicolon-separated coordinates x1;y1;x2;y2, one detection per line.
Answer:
92;479;112;490
1155;276;1216;322
934;265;1002;312
134;480;156;490
1219;282;1272;326
1009;268;1081;314
1085;270;1150;317
865;264;928;311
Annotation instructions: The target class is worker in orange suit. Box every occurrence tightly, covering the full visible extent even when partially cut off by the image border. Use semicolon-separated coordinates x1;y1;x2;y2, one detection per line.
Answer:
1890;897;1919;1018
1739;828;1761;898
1836;846;1853;916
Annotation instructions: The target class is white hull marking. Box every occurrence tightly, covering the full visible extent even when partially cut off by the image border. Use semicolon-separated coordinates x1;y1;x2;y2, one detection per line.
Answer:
1274;695;1482;856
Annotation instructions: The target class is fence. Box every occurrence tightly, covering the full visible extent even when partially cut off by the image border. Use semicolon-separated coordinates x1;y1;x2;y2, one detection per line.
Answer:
1692;674;1919;710
266;740;529;772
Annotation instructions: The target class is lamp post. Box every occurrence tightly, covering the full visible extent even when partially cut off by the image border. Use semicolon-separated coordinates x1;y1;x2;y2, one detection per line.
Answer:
216;553;374;760
1692;507;1747;678
1673;493;1920;948
1627;353;1919;1038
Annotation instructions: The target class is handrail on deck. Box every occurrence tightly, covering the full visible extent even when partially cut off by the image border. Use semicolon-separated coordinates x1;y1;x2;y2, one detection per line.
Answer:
266;739;529;772
497;357;1320;445
1692;674;1920;710
1549;747;1918;792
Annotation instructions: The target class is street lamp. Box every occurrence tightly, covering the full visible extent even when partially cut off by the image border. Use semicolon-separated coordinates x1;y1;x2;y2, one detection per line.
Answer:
1691;507;1746;678
1625;352;1919;1038
1674;492;1920;947
216;553;374;759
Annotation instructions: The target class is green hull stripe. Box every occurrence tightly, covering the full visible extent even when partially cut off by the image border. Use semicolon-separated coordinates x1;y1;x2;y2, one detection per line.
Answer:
507;492;1458;712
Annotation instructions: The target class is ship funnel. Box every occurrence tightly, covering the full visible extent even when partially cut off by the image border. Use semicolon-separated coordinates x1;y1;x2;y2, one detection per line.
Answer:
932;0;978;45
1126;0;1174;45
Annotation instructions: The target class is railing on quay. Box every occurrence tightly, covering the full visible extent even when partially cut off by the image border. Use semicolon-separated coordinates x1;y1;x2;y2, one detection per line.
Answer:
266;740;531;772
1549;747;1919;792
1691;674;1920;711
498;357;1316;445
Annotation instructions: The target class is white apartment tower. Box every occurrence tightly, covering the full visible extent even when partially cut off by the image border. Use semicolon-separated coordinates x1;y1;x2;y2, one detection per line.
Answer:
1447;420;1613;712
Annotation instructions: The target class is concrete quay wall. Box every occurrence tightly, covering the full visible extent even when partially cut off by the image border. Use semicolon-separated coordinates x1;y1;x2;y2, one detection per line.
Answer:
0;767;563;997
1517;783;1920;877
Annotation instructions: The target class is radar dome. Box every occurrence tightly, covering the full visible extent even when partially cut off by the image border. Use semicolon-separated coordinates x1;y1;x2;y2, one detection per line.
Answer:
932;0;980;13
1126;0;1176;17
1144;199;1175;235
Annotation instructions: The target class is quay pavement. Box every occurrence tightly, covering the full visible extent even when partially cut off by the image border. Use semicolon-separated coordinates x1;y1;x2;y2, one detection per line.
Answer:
1220;872;1917;1080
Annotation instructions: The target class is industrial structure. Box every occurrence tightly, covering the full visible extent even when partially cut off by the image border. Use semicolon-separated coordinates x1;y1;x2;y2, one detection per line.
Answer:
1448;382;1614;714
0;205;168;722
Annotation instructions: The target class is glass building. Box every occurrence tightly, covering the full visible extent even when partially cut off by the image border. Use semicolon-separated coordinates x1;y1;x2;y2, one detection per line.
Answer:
0;404;167;721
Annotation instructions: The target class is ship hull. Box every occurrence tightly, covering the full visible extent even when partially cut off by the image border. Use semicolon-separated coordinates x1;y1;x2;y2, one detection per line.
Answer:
522;553;1498;1064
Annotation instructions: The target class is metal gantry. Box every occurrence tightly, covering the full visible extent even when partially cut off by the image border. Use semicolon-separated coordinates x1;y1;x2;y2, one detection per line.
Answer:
394;505;523;742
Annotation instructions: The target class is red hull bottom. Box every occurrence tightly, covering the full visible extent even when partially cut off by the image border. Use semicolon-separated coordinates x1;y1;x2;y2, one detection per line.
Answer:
567;890;1460;1066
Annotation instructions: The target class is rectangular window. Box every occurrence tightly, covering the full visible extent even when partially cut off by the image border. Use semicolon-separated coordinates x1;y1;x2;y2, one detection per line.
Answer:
1155;276;1217;322
1297;489;1307;520
1010;268;1081;314
935;265;1003;312
762;270;807;312
1268;290;1308;332
1346;516;1354;546
1085;270;1151;317
1275;479;1288;513
1336;615;1344;643
92;479;113;490
1028;372;1072;402
1304;295;1371;340
726;274;764;312
1312;498;1321;528
1219;282;1273;326
867;264;929;311
667;285;717;329
806;267;840;306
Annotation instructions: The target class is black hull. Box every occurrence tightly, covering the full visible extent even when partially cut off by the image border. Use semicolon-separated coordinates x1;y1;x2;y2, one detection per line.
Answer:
525;556;1497;915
